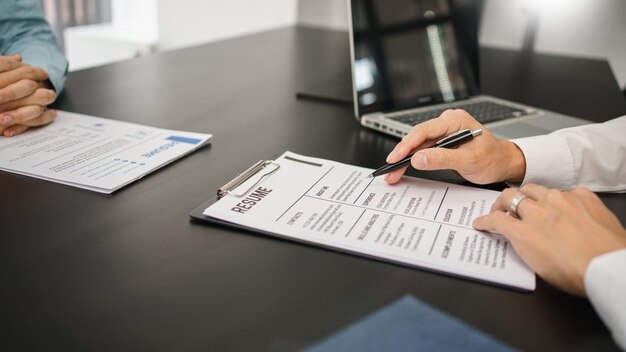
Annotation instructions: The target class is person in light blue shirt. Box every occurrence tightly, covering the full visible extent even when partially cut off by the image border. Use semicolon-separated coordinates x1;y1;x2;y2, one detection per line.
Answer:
0;0;68;137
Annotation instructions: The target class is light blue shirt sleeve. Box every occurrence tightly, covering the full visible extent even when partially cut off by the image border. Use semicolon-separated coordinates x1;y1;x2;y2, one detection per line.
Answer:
0;0;68;94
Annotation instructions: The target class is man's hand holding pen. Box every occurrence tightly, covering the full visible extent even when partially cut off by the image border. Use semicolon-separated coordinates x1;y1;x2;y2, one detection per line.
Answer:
383;109;527;185
368;127;482;178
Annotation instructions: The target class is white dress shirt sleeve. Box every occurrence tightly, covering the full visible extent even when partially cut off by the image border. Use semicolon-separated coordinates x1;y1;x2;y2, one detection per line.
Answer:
511;116;626;348
511;116;626;193
585;249;626;350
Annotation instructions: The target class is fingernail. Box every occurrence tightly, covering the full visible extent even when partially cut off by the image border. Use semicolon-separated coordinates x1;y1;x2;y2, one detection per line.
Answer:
3;115;12;125
414;152;427;169
386;149;398;163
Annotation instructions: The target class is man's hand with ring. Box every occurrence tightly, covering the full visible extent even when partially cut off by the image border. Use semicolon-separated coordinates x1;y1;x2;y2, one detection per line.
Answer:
509;193;527;218
473;184;626;296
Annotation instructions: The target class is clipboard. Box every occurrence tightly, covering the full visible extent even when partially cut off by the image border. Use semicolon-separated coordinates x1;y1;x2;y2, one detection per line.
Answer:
190;157;281;225
190;157;329;243
189;152;535;292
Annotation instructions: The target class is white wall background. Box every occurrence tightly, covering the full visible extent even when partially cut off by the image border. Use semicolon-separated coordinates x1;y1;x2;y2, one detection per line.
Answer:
157;0;298;51
297;0;348;30
479;0;626;88
66;0;299;69
64;0;159;71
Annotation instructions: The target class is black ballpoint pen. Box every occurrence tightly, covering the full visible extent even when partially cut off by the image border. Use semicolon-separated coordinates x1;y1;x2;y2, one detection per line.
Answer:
367;128;482;178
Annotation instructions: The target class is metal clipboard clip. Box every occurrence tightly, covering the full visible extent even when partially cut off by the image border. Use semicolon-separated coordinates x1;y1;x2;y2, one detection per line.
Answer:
217;160;280;199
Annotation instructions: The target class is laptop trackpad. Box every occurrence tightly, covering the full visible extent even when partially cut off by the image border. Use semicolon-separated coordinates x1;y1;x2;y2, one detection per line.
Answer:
490;123;551;139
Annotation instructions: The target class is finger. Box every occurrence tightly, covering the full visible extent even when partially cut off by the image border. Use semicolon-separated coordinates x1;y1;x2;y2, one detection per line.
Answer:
0;65;48;88
0;79;39;105
490;187;538;219
490;188;518;213
473;211;525;240
412;147;470;171
0;54;22;61
383;165;409;184
518;183;549;202
0;87;56;113
1;105;44;126
386;136;419;164
3;124;29;137
3;109;57;137
18;109;57;127
386;111;457;163
386;110;481;163
0;59;23;74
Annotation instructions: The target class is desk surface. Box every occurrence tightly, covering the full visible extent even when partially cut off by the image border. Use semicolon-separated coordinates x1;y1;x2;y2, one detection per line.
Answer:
2;26;625;351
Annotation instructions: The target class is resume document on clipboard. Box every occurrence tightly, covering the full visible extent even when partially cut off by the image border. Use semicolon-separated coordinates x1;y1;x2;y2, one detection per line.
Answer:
204;151;535;291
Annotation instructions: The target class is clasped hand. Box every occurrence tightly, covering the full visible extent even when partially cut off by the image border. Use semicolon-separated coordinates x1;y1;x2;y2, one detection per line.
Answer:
0;55;58;137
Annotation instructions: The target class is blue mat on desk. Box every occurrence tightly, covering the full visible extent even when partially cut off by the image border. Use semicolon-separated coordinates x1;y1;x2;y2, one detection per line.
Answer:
303;295;515;352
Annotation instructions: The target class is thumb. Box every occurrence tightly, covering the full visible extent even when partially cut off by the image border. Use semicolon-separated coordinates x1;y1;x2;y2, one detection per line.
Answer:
412;148;466;171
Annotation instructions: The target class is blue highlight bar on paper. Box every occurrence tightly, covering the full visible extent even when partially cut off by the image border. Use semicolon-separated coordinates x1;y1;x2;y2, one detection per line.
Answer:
166;136;202;145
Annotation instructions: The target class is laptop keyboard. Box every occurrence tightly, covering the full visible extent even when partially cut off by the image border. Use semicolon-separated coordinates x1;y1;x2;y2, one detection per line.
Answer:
388;101;531;126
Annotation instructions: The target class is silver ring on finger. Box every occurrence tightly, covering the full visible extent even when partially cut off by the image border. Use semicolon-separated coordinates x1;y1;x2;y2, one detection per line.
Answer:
509;194;527;218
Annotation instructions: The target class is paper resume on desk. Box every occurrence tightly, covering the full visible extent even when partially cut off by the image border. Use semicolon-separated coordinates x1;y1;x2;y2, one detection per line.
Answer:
0;111;212;193
203;151;535;291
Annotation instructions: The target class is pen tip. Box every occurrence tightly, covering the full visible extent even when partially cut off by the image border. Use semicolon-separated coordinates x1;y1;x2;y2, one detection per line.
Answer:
366;174;374;178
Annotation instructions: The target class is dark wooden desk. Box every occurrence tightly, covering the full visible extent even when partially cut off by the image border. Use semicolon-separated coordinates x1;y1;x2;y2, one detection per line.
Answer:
2;27;625;351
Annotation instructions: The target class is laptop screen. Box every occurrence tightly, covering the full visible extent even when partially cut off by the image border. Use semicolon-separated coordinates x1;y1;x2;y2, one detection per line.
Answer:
350;0;481;117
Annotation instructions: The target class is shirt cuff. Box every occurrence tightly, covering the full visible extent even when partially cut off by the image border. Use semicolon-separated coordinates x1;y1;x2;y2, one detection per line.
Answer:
510;134;575;190
18;45;68;94
585;248;626;350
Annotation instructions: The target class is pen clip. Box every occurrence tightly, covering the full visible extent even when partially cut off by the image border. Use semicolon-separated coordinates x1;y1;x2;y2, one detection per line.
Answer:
435;128;471;145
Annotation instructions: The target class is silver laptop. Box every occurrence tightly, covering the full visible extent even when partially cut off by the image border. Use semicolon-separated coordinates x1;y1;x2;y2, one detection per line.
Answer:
347;0;590;139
